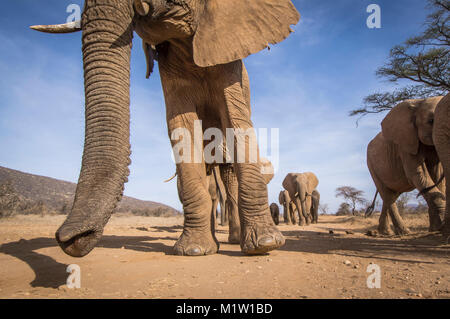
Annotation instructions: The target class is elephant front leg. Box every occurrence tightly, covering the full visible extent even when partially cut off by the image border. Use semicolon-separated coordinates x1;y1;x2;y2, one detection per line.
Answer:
236;162;285;254
403;155;445;231
293;198;306;226
422;191;445;231
290;203;297;225
168;112;219;256
173;162;219;256
221;73;283;253
284;204;292;224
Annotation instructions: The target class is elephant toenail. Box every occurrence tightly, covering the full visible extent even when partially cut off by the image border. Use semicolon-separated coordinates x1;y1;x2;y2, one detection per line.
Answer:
258;236;275;248
186;246;203;256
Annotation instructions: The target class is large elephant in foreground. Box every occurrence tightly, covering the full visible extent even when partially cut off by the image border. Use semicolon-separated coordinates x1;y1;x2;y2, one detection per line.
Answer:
367;97;446;235
32;0;300;257
433;93;450;236
282;172;319;226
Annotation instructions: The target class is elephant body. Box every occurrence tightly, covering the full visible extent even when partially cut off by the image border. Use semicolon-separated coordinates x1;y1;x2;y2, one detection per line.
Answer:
433;93;450;235
34;0;300;257
279;190;295;224
367;97;446;235
270;203;280;225
282;172;319;226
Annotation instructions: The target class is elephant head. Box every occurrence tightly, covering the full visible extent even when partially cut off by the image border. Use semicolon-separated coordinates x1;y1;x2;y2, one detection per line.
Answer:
32;0;300;257
282;172;319;225
381;97;443;155
433;93;450;235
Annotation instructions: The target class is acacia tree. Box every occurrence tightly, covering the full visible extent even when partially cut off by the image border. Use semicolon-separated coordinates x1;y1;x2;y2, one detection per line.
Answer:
319;203;329;215
396;193;411;215
350;0;449;121
335;186;367;216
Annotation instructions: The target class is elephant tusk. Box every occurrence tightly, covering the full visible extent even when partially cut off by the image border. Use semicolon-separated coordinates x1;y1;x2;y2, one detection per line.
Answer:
30;22;81;33
134;0;150;16
164;172;177;183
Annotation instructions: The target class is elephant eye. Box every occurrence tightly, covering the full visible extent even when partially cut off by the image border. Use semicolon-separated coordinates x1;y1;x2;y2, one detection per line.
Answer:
428;118;434;125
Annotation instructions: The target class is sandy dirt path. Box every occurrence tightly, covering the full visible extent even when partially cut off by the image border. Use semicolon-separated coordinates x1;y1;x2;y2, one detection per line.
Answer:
0;214;449;299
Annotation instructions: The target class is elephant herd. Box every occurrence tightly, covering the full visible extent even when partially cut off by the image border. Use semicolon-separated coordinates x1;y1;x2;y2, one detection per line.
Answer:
272;174;321;226
204;168;321;244
30;0;449;260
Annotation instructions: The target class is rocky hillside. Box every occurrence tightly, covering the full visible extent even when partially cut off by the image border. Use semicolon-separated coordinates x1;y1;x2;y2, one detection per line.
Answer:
0;166;179;217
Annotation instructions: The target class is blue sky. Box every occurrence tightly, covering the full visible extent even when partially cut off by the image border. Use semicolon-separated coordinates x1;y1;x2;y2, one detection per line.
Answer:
0;0;431;212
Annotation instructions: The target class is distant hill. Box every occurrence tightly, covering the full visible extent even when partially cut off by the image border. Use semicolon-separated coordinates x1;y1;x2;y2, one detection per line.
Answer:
0;166;180;217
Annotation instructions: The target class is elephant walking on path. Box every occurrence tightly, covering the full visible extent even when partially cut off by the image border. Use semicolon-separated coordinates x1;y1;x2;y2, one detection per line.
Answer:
32;0;300;257
282;173;319;226
367;97;446;235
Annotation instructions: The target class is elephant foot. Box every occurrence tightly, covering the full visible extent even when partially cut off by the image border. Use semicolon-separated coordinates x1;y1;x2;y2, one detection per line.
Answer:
429;217;443;232
377;224;394;236
241;216;285;255
228;233;240;244
228;226;240;244
394;226;411;236
298;219;306;226
442;222;450;235
305;217;312;226
173;231;219;256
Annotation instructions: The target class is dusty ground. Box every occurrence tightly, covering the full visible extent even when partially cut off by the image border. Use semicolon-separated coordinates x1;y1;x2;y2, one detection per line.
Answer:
0;213;449;299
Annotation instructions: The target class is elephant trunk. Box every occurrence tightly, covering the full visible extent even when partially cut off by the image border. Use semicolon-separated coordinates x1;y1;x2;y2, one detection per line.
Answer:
297;184;307;224
56;0;134;257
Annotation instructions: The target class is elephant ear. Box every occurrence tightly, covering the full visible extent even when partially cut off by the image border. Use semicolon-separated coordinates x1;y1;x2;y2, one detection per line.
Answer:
381;100;419;155
193;0;300;67
282;174;294;192
304;172;319;191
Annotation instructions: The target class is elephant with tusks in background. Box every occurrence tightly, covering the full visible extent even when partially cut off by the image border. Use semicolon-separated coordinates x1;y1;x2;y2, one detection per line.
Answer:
32;0;300;257
282;172;319;226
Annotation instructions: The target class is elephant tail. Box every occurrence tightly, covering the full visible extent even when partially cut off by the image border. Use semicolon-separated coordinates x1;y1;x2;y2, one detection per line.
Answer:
364;191;379;218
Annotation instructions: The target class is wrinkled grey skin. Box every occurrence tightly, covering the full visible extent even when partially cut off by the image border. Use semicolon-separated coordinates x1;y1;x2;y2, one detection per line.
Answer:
433;93;450;236
33;0;299;257
367;97;446;235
